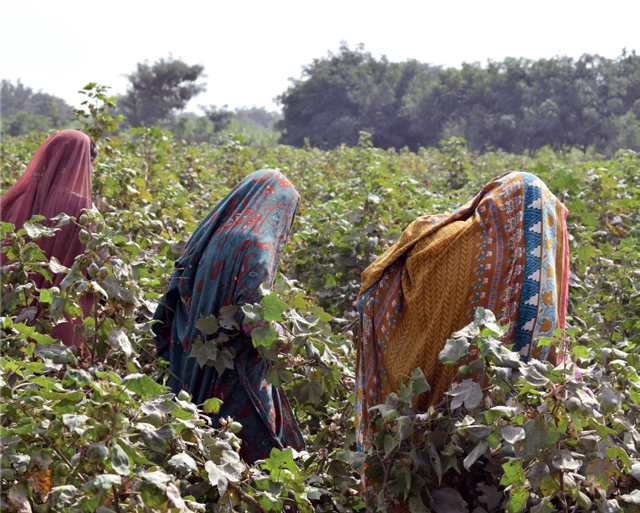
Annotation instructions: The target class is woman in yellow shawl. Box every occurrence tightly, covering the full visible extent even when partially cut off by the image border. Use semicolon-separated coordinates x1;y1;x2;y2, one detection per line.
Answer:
355;171;570;463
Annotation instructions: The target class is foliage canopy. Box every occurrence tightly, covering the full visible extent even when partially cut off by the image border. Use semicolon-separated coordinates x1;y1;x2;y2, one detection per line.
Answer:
277;44;640;155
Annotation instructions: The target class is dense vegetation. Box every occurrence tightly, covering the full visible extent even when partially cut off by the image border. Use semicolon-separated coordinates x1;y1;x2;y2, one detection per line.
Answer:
5;45;640;156
0;86;639;513
1;80;75;137
278;44;640;155
1;70;279;148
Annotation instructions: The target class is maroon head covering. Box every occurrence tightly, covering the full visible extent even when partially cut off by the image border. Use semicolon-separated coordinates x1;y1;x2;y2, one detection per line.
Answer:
1;129;94;347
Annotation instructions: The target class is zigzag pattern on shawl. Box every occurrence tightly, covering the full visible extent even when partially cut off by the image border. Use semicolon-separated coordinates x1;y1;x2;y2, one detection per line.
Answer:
427;227;475;402
513;172;543;354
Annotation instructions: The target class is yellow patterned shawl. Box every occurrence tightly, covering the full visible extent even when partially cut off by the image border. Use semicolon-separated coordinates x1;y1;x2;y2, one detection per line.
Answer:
355;172;570;462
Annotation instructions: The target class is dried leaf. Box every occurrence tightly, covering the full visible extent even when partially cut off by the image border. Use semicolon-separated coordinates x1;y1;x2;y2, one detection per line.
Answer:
28;467;53;502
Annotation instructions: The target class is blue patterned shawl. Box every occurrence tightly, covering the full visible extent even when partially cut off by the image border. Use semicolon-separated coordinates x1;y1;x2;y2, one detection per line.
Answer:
153;169;305;462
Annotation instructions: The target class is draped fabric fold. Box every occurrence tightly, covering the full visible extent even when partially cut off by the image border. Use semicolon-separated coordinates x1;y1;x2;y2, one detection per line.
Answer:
1;130;94;347
355;172;570;502
152;169;305;463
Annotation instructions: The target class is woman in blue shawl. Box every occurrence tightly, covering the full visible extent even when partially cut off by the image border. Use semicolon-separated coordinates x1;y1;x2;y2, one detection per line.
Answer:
152;169;305;463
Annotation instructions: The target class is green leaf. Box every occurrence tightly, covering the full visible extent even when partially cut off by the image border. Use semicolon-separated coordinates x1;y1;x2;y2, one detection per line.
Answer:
205;460;229;494
62;368;93;386
189;337;218;368
139;424;176;453
100;276;138;305
522;419;560;458
521;366;549;386
138;471;172;508
108;329;133;358
110;442;131;476
573;345;590;358
473;307;500;332
528;462;550;491
501;426;525;444
438;337;470;365
262;447;299;478
585;457;622;488
50;212;73;227
241;304;262;324
598;387;622;413
13;323;56;346
23;222;58;239
122;373;168;398
445;380;482;410
212;348;235;375
551;450;581;471
251;323;278;347
506;488;529;513
410;367;431;395
539;474;559;497
577;244;596;264
312;306;333;322
167;453;197;475
606;447;632;469
491;344;521;369
59;266;83;291
396;416;413;441
463;440;488;470
261;293;289;322
62;414;89;432
218;305;240;330
116;439;153;466
203;397;223;414
589;418;617;438
83;474;121;493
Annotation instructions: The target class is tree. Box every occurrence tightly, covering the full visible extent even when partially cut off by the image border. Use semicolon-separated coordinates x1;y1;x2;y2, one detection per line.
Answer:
234;107;280;130
279;46;640;155
119;57;206;127
277;43;438;149
0;80;74;136
1;80;73;119
200;104;234;132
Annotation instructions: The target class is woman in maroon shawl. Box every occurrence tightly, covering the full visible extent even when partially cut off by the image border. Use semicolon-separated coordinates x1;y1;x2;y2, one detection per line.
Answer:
1;130;95;347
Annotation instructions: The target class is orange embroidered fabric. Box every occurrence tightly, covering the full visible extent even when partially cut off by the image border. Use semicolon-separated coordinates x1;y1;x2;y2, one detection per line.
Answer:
355;172;570;507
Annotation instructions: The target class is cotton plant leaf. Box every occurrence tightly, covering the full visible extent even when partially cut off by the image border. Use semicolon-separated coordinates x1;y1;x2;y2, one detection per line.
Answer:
445;380;482;411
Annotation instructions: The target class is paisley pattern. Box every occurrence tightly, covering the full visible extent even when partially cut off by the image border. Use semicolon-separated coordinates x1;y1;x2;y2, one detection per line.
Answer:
153;169;305;463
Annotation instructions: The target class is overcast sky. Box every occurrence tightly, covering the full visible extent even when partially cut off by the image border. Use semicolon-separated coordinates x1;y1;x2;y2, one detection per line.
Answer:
1;0;639;114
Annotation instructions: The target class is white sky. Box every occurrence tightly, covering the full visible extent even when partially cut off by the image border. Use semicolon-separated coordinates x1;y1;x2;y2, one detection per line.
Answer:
1;0;639;114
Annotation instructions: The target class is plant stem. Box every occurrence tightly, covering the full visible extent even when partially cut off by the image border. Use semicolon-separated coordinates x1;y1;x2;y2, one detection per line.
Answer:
228;482;267;513
381;446;399;498
91;292;98;366
42;436;86;484
112;484;121;513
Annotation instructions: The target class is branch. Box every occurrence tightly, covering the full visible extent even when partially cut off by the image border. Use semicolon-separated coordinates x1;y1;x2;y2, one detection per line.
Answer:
341;317;358;334
228;482;267;513
112;484;121;513
382;446;399;496
43;436;86;484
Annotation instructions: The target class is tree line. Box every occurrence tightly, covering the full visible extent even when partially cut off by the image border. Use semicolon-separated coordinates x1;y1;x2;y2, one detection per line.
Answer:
1;80;74;136
278;44;640;155
3;46;640;154
1;59;280;147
